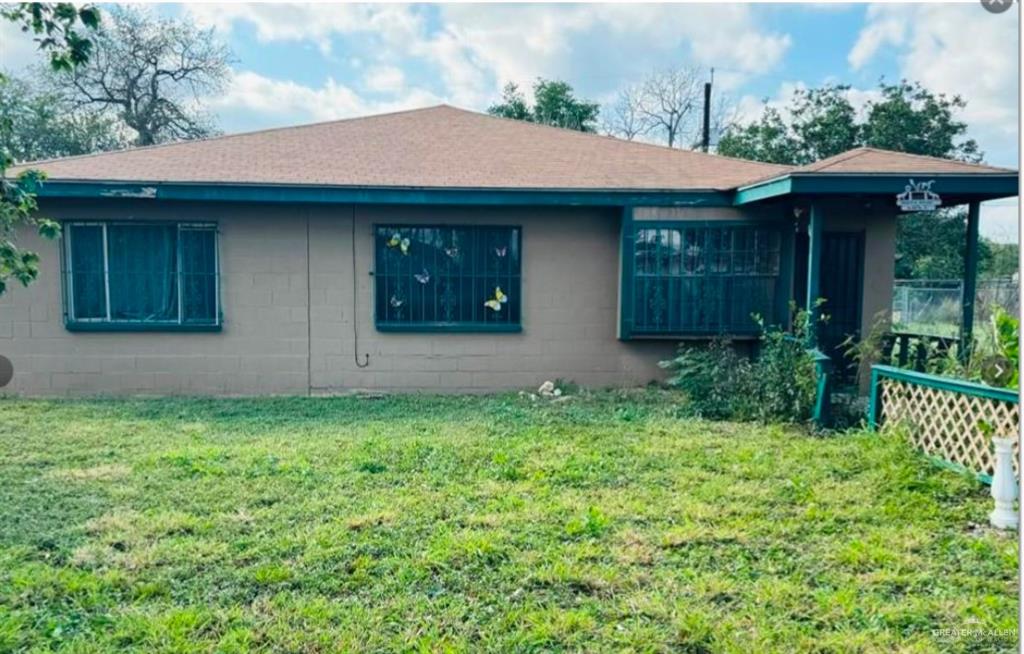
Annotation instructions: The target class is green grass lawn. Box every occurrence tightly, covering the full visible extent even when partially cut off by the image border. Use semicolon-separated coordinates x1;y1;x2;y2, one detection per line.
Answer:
0;391;1017;653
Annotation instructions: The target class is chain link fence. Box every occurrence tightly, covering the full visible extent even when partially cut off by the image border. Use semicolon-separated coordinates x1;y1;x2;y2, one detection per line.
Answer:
892;277;1019;338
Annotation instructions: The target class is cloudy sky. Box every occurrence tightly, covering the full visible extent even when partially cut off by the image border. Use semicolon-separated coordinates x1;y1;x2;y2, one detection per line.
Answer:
1;2;1019;240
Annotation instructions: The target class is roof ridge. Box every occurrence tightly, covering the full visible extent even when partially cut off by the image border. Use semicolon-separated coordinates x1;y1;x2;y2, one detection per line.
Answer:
806;147;873;172
442;105;793;171
11;104;457;169
855;146;1013;172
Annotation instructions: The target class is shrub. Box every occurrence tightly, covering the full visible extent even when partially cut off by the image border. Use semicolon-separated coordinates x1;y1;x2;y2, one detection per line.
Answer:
659;339;753;419
660;311;818;423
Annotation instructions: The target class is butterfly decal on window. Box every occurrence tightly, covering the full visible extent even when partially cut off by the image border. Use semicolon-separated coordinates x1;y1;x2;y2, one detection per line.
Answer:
484;286;508;312
413;268;430;284
387;233;410;255
389;295;404;308
444;246;459;259
494;245;507;258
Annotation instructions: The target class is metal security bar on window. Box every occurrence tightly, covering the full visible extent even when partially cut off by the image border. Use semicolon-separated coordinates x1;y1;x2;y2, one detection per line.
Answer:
374;225;521;331
630;222;783;336
63;222;220;329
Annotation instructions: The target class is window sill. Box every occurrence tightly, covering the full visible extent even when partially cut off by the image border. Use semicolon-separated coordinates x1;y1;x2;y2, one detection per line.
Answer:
65;321;223;333
376;322;522;334
623;332;761;341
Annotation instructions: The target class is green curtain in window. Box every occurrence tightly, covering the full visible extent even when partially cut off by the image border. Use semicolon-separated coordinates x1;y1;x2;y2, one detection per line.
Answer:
107;225;178;322
68;224;107;319
180;228;217;323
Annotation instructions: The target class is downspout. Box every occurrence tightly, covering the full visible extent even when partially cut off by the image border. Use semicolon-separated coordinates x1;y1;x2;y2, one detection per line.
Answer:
352;206;370;369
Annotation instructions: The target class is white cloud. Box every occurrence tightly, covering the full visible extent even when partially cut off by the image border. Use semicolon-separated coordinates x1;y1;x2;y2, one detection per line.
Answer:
187;4;425;55
186;3;793;111
848;9;905;70
364;65;405;95
212;70;440;129
850;4;1019;166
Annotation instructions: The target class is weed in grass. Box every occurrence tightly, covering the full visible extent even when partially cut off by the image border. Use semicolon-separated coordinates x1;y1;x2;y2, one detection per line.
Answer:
0;392;1017;653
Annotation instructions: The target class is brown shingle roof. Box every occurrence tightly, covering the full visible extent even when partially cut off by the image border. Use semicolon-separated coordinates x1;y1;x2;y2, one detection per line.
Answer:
791;147;1013;175
11;105;791;191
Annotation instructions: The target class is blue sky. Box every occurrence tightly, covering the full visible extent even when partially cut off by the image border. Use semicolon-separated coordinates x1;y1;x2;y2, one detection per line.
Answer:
1;3;1018;240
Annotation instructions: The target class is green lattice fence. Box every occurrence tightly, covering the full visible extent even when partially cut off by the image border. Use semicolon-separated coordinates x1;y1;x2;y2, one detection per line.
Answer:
868;365;1019;483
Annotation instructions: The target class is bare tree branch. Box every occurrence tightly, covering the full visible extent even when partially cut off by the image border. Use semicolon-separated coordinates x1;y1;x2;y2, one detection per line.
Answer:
602;86;654;141
636;66;703;148
53;6;230;146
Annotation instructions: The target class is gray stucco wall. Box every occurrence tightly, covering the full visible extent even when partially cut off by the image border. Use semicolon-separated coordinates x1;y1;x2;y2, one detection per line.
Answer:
0;198;896;397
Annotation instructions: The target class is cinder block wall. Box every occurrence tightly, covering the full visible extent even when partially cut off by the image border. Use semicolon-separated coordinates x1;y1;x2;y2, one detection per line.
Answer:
1;199;674;395
308;205;673;392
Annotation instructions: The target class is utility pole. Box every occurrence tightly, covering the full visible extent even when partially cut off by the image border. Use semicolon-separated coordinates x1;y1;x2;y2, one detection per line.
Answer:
700;68;714;152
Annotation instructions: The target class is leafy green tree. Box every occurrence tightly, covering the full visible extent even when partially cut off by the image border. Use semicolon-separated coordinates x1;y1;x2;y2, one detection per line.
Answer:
895;210;994;279
1;3;100;72
718;81;980;165
862;81;981;162
984;242;1020;279
488;78;600;132
714;106;801;165
790;85;861;162
718;79;999;282
1;3;100;296
0;74;128;162
488;83;532;122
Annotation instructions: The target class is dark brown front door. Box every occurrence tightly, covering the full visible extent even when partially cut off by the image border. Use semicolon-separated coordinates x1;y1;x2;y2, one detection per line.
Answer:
818;231;865;385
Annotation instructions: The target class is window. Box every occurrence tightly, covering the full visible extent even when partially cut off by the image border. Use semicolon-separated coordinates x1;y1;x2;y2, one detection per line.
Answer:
623;221;788;337
63;222;220;330
374;225;521;331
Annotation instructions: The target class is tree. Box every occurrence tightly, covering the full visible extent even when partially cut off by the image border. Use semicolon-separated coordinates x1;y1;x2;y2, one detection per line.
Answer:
56;6;230;146
605;66;708;148
712;106;800;164
636;66;702;148
602;86;652;141
863;81;981;162
1;3;100;297
895;210;994;279
488;79;600;132
717;79;994;283
1;3;100;72
788;85;860;163
0;74;128;163
717;80;981;165
985;242;1020;279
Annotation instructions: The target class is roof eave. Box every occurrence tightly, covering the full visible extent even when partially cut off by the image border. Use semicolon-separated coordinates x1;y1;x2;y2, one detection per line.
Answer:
734;171;1020;205
33;179;737;208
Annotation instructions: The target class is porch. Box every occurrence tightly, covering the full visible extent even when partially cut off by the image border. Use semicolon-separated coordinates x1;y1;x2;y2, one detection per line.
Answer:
619;148;1018;413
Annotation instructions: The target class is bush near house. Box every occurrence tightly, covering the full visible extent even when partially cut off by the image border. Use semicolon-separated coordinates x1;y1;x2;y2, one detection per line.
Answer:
660;312;818;423
0;392;1016;652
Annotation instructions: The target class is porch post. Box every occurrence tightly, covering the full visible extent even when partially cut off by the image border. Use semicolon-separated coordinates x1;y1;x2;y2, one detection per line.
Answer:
805;203;822;345
961;201;980;360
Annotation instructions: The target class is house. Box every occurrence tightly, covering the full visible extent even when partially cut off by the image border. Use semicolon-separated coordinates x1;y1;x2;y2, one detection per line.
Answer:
2;105;1018;395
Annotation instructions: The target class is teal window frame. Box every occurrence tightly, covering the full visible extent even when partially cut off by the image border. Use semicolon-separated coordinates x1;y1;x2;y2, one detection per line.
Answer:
373;224;523;333
61;221;222;332
619;215;793;339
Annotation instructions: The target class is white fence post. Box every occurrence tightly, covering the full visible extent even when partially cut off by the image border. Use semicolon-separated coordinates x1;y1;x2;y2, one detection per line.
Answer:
989;437;1018;530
